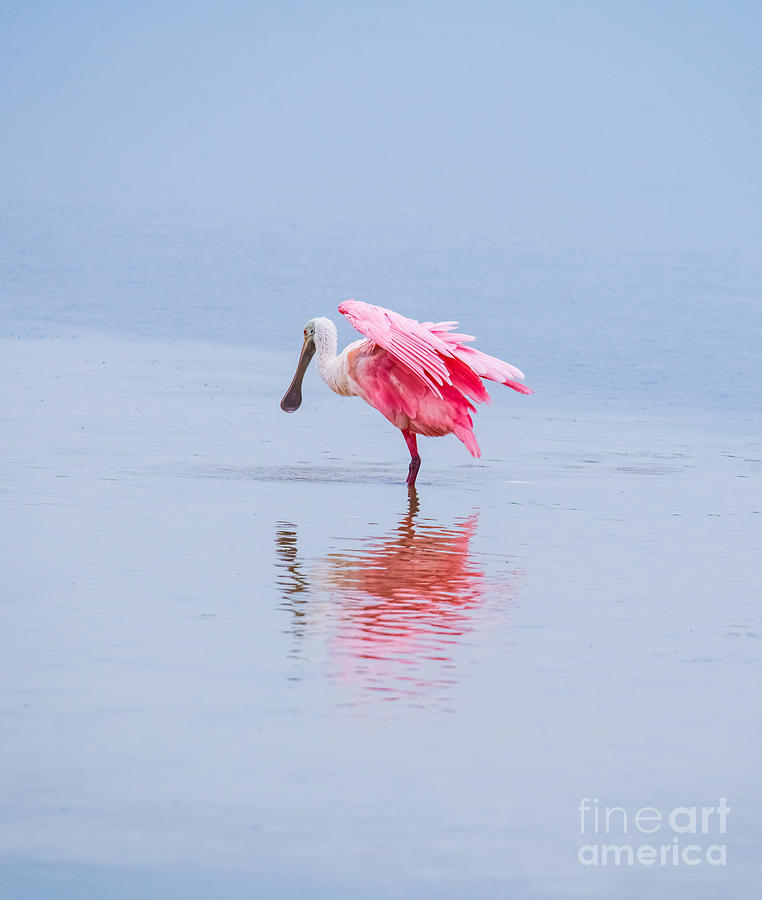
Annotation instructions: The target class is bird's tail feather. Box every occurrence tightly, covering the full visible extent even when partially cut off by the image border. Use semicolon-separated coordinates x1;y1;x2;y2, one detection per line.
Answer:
503;379;534;395
454;424;481;458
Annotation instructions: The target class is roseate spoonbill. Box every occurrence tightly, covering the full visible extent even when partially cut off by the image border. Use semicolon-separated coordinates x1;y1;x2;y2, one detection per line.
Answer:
280;299;532;486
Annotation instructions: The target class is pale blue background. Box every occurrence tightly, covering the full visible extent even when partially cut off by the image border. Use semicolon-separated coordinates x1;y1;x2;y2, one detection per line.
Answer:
2;3;761;898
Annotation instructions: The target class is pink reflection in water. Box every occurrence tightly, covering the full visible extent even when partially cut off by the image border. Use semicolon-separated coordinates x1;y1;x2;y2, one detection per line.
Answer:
277;489;519;707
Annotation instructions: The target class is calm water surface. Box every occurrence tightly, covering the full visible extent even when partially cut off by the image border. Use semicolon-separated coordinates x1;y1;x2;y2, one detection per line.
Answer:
1;203;761;898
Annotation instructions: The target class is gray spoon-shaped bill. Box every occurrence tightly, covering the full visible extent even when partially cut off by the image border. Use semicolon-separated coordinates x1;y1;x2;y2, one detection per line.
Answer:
280;336;316;412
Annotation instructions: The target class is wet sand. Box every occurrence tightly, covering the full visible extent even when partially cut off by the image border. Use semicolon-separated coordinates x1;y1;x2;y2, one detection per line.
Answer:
2;332;760;898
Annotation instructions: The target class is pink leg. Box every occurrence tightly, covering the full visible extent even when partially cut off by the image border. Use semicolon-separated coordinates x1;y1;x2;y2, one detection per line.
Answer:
402;429;421;487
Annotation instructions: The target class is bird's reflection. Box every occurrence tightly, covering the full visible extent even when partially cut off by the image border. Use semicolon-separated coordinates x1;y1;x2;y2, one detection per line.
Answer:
276;488;514;707
274;523;310;659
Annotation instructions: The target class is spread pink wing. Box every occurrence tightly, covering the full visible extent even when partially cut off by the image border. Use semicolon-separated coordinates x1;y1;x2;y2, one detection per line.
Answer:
338;299;533;399
338;299;454;397
425;320;534;396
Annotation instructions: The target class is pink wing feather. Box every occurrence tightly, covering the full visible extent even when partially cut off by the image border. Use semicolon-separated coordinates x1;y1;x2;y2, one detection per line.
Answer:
338;300;454;398
338;299;533;398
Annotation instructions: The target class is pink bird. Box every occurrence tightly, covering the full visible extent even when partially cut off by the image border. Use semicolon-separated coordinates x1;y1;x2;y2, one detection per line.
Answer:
280;299;532;486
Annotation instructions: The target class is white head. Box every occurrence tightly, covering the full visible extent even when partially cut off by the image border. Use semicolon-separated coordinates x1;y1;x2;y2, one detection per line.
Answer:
308;316;337;354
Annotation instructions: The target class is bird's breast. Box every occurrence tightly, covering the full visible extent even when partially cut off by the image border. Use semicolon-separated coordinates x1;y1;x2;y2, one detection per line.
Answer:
318;341;367;397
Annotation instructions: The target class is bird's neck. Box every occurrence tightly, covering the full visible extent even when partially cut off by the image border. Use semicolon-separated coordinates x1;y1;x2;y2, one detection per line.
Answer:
313;317;338;369
313;318;358;396
313;318;344;391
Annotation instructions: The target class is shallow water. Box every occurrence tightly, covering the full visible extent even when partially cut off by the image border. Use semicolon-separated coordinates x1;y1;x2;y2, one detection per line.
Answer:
4;0;762;888
2;201;761;420
1;320;760;898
